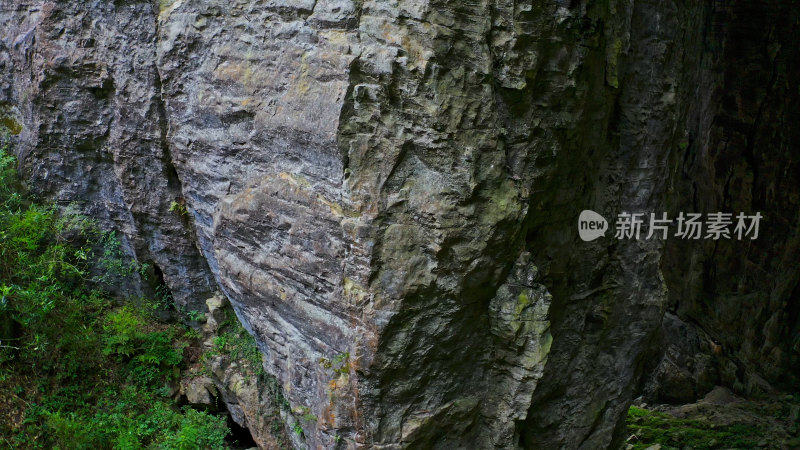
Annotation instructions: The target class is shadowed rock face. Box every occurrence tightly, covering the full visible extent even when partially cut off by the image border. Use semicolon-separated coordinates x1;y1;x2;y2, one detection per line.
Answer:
1;0;797;448
657;1;800;400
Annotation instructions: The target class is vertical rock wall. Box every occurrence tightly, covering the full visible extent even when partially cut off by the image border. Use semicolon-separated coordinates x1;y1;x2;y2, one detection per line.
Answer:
1;0;797;448
655;0;800;402
0;0;217;309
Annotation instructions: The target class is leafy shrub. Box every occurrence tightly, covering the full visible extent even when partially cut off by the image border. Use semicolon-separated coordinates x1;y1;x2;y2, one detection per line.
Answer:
0;148;232;448
160;407;230;449
205;309;264;378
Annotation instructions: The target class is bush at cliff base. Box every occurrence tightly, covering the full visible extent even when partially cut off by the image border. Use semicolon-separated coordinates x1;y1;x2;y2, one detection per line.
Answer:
0;148;230;449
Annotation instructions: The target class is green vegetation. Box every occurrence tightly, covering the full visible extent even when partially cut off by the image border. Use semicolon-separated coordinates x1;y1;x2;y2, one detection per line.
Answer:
0;148;230;448
263;376;292;446
204;309;264;378
168;201;188;217
318;352;350;376
626;406;764;449
298;406;317;423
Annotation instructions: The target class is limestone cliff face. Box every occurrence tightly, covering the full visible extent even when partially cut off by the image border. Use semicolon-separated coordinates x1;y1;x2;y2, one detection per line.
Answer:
647;1;800;405
0;0;797;449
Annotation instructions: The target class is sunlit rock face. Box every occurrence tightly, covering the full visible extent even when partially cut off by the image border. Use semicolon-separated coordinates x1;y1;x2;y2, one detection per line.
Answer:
1;0;797;448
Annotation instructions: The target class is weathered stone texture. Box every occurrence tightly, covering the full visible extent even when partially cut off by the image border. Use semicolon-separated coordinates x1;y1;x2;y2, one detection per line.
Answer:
1;0;797;448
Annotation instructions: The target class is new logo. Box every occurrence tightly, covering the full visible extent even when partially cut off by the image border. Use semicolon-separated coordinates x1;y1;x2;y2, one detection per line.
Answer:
578;210;609;242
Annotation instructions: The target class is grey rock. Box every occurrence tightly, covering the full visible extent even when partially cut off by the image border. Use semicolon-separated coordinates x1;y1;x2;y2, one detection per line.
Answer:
1;0;797;449
183;375;216;406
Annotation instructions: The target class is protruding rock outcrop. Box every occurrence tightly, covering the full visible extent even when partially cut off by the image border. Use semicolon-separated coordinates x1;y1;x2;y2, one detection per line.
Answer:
1;0;797;448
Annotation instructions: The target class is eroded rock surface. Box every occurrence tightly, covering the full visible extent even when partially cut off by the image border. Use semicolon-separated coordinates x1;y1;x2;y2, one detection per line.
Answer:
1;0;797;448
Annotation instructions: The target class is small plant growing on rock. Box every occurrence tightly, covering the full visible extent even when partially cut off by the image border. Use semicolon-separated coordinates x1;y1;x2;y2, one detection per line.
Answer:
299;406;318;422
168;200;188;216
319;352;351;376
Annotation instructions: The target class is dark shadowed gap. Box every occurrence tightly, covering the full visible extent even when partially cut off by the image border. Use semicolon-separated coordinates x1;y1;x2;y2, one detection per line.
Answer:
151;263;172;302
225;412;258;449
175;384;258;448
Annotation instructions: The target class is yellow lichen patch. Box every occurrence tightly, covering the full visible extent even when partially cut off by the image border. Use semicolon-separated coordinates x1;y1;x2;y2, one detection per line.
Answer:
158;0;182;20
381;22;404;47
323;356;351;427
480;178;522;226
278;171;312;188
276;171;359;219
284;52;313;97
515;291;530;317
319;30;351;52
295;77;311;96
321;404;336;427
400;33;431;72
315;194;346;217
606;38;623;88
343;277;368;305
231;377;247;396
214;61;254;87
0;116;22;135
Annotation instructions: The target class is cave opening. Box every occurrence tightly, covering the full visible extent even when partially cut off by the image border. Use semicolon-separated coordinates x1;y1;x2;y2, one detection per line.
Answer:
148;263;174;307
224;412;258;449
177;388;258;448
